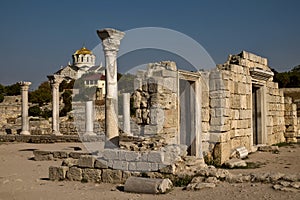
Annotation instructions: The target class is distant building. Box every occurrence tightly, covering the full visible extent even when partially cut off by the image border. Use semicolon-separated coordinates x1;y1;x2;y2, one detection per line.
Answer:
54;46;106;98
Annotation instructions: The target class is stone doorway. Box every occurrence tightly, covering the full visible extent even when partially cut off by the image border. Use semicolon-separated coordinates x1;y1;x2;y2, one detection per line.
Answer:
179;79;196;155
252;85;266;145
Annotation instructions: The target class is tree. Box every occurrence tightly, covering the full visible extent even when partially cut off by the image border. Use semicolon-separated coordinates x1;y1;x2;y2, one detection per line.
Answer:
59;79;75;92
5;83;21;96
273;64;300;88
60;90;73;117
29;81;52;105
0;93;4;103
29;105;41;117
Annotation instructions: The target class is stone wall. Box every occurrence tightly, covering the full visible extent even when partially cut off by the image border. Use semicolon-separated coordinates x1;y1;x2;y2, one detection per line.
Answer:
0;96;22;134
0;98;105;136
126;61;178;149
209;51;287;165
72;102;105;135
266;82;286;145
283;97;298;142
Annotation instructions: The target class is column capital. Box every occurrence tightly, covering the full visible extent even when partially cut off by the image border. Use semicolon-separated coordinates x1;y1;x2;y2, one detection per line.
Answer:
97;28;125;52
18;81;31;90
47;75;64;86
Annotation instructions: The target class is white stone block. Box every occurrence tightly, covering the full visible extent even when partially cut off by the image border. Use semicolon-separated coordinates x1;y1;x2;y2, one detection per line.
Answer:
136;162;152;171
125;151;141;162
128;162;137;171
113;160;128;170
103;149;119;160
148;151;164;163
78;155;95;168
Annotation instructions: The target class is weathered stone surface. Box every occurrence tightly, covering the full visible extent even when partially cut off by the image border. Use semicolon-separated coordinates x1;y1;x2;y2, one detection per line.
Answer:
78;155;96;168
102;169;122;183
62;158;78;167
290;182;300;189
159;164;176;174
94;159;108;169
282;174;298;182
269;172;285;182
113;160;128;170
148;151;164;163
235;146;248;159
53;151;68;159
69;152;90;159
224;159;247;168
103;149;119;160
124;177;173;194
34;150;53;161
67;167;82;181
186;182;216;191
136;162;151;172
258;145;279;153
49;166;68;181
82;168;101;182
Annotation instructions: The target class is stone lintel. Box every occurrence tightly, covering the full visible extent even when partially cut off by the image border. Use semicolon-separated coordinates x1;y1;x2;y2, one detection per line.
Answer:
249;67;274;81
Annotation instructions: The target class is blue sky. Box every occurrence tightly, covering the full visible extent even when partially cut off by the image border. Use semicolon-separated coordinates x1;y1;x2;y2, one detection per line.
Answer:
0;0;299;89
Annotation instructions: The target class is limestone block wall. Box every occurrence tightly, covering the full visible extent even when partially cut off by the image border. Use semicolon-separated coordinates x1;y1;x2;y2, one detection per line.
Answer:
72;102;105;135
266;82;286;144
130;61;178;146
283;97;298;142
209;51;287;165
200;72;210;153
0;96;22;132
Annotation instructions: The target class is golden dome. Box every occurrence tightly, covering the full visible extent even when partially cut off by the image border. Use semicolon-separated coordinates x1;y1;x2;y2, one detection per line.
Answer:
74;46;92;55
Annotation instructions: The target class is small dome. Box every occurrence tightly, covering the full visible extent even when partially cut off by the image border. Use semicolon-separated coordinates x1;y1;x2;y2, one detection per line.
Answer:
74;46;92;55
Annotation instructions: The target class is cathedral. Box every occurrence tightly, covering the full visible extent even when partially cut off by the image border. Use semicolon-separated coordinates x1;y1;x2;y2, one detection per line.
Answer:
55;46;105;79
54;46;106;95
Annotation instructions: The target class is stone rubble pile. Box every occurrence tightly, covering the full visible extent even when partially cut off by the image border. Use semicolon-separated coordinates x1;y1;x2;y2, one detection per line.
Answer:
48;150;300;193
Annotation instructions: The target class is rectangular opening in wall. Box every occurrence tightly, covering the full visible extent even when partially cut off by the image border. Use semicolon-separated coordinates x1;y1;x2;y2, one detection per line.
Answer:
179;79;196;155
252;86;262;145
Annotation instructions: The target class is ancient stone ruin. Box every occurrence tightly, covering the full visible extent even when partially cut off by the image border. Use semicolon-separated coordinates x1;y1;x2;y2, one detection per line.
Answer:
0;28;299;187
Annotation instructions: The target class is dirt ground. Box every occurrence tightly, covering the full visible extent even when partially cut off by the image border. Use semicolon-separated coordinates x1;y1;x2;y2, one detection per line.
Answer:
0;142;299;200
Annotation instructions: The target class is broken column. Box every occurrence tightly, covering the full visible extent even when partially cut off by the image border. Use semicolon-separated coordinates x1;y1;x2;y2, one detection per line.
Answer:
97;28;125;144
124;177;173;194
47;75;63;135
84;101;96;136
122;93;131;135
18;81;31;135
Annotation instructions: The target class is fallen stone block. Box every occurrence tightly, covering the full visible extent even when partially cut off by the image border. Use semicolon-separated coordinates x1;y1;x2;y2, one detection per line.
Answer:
33;150;53;161
67;167;82;181
224;158;247;168
257;145;279;153
186;182;216;191
235;146;248;159
124;177;173;194
78;155;95;168
49;166;68;181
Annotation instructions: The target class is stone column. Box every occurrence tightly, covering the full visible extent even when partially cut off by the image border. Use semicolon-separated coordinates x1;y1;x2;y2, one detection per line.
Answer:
47;75;63;135
18;81;31;135
84;101;96;136
122;93;131;135
97;28;125;143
